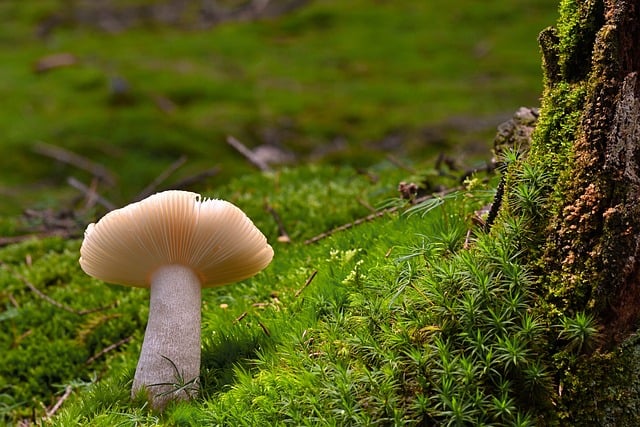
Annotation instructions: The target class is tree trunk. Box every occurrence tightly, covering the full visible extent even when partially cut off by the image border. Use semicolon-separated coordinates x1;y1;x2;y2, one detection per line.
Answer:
537;0;640;343
509;0;640;422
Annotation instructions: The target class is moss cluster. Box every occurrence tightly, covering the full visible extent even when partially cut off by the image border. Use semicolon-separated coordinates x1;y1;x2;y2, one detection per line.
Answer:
0;159;572;425
499;0;640;423
0;238;145;421
558;334;640;425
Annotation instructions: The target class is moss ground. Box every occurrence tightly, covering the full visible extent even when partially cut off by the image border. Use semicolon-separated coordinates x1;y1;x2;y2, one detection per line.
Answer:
0;1;580;425
3;163;555;425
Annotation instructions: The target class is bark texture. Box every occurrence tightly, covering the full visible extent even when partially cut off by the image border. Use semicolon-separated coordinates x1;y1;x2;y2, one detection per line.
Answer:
518;0;640;423
538;0;640;343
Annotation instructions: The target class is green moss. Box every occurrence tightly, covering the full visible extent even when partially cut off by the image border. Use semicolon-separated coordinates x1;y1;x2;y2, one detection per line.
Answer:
501;54;590;318
530;81;586;163
557;334;640;425
495;0;640;424
1;155;574;425
40;169;568;425
0;163;412;424
0;238;143;422
556;0;604;82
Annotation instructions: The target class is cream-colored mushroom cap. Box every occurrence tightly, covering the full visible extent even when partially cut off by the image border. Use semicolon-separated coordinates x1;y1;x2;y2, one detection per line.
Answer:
79;190;274;287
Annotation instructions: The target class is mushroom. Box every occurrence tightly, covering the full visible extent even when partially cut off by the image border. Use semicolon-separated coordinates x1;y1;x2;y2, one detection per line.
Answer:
79;190;273;409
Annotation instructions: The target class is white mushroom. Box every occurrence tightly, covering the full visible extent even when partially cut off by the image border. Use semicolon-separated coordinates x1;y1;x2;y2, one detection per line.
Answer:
79;190;273;410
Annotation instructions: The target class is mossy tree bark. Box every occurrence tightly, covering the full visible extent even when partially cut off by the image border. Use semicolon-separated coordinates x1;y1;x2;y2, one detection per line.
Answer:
509;0;640;422
532;0;640;341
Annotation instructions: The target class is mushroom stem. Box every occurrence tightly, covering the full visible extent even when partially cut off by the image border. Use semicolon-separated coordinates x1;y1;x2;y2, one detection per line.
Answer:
132;264;201;410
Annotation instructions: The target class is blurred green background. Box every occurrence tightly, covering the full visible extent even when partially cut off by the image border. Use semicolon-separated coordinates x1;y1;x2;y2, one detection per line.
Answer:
0;0;557;216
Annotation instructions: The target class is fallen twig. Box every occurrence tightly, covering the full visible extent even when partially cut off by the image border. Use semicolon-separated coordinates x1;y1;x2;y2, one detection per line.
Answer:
135;155;187;201
356;197;376;213
459;160;497;183
257;319;271;337
37;0;310;35
11;267;79;314
23;208;78;231
84;335;133;365
234;311;248;323
4;264;114;315
304;210;390;245
264;201;291;243
67;177;116;211
304;187;462;245
33;142;115;185
78;177;100;212
226;135;272;172
0;230;76;247
295;270;318;297
386;154;417;174
8;293;19;308
76;302;119;316
169;167;220;190
463;229;473;250
435;152;461;174
45;385;72;419
34;53;77;74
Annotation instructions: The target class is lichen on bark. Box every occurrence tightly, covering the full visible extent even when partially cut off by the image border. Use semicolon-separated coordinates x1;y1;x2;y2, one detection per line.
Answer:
499;0;640;423
536;0;640;341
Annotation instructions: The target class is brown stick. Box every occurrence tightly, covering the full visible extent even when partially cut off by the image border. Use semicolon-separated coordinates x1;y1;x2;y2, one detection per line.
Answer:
226;135;272;172
304;211;390;245
4;264;113;315
45;385;73;419
386;154;417;174
265;201;291;243
67;177;117;211
257;319;271;337
0;230;76;247
34;53;77;74
135;155;188;201
169;167;220;190
356;197;376;213
11;268;79;314
8;293;19;308
234;311;248;323
79;177;100;212
76;303;119;316
33;142;115;185
304;187;462;245
295;270;318;297
22;209;77;232
84;335;133;365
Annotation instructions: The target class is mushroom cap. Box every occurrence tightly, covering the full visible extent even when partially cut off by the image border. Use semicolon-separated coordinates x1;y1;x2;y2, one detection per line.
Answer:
79;190;274;288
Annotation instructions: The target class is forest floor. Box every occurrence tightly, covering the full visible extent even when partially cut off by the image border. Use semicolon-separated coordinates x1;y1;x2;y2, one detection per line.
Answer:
0;1;562;425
